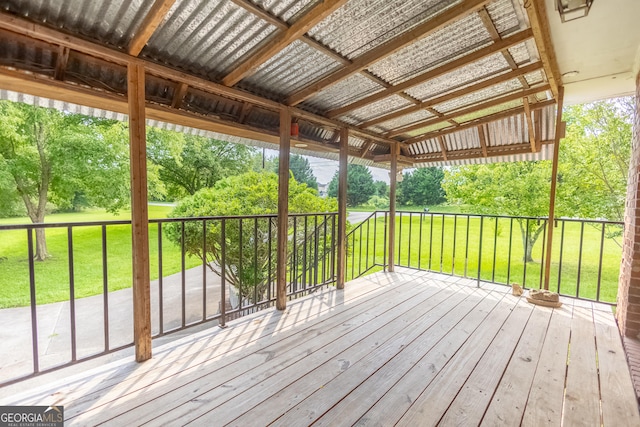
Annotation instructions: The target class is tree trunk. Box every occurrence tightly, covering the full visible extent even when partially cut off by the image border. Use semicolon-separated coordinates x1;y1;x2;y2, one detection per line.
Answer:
34;227;48;261
518;219;546;263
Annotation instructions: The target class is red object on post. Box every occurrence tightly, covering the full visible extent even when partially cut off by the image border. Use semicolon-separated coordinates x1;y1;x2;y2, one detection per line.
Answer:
290;122;299;137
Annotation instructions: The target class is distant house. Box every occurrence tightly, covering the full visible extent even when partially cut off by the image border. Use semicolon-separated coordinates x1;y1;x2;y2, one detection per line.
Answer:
317;183;328;197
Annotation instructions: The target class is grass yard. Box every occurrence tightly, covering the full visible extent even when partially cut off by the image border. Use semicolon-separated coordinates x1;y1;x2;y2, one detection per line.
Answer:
346;213;622;304
0;205;200;308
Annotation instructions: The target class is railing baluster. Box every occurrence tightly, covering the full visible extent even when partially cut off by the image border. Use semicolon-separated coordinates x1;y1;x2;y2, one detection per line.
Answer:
254;218;258;304
477;216;484;287
181;221;186;328
538;220;546;289
220;219;226;328
428;213;434;271
408;212;412;268
398;212;403;265
314;215;320;286
383;212;388;271
67;226;77;362
373;212;378;267
557;220;566;294
491;217;498;283
506;218;513;285
202;220;207;321
576;221;585;298
464;215;470;277
268;217;272;303
418;213;423;270
239;218;244;307
440;214;445;272
596;222;606;302
365;216;370;272
291;216;296;293
102;225;110;349
523;219;529;288
359;216;363;274
452;215;457;275
27;228;39;374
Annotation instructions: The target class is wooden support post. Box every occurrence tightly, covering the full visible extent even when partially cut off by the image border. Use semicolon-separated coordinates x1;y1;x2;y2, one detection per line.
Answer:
337;128;348;289
388;143;398;272
523;97;537;152
127;62;151;362
276;108;291;310
544;86;565;290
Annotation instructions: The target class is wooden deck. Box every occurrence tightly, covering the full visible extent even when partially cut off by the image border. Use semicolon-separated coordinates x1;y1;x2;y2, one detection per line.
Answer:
4;269;639;426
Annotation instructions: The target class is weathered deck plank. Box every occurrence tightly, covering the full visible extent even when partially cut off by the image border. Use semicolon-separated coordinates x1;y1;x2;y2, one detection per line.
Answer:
2;269;637;427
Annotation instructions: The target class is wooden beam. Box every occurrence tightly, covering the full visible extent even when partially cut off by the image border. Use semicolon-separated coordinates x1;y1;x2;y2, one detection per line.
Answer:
544;86;565;290
437;136;448;161
237;101;253;124
371;154;414;167
388;143;399;272
276;108;291;310
360;62;542;129
171;82;188;109
127;62;152;362
337;128;348;289
524;0;562;99
359;140;374;158
128;0;176;56
534;109;542;152
407;99;556;144
411;140;554;164
229;0;287;30
0;12;399;148
477;125;488;157
222;0;349;87
54;46;69;80
325;28;534;118
390;84;549;138
286;0;492;106
523;97;537;152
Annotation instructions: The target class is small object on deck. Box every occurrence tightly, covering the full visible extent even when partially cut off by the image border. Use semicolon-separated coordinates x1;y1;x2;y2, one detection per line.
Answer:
511;283;523;296
526;289;562;308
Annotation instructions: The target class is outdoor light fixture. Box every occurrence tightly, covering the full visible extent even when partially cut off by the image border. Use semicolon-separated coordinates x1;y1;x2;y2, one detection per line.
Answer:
556;0;594;23
294;143;307;148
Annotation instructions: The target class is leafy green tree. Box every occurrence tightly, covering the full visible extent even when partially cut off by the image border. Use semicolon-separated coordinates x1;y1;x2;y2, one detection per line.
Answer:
146;129;255;200
0;101;130;260
398;167;446;206
165;172;336;303
373;180;389;198
443;162;551;262
271;154;318;190
327;164;376;207
557;98;633;222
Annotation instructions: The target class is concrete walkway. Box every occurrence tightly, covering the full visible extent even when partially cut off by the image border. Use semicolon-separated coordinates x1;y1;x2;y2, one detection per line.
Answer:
0;266;226;384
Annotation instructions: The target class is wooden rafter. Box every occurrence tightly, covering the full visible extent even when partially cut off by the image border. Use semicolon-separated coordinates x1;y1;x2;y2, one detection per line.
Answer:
372;153;414;167
477;7;530;90
437;136;448;161
221;0;349;87
325;29;534;119
388;84;550;138
54;46;70;81
171;82;188;109
286;0;492;106
534;108;542;152
237;102;253;124
359;140;375;158
477;125;488;157
128;0;176;56
405;99;556;144
523;97;537;152
360;62;542;128
411;140;554;164
524;0;562;99
0;12;400;148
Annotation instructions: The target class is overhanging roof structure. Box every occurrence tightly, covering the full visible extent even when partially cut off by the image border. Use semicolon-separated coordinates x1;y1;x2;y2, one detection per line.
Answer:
0;0;637;168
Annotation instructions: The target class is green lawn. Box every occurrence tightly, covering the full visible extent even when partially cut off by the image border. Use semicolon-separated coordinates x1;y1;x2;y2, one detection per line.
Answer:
345;213;622;304
348;204;467;214
0;205;200;308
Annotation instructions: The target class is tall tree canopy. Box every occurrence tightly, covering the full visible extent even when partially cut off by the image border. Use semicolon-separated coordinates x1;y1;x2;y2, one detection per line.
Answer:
146;129;255;200
327;164;376;207
398;167;446;206
0;101;130;260
270;154;319;190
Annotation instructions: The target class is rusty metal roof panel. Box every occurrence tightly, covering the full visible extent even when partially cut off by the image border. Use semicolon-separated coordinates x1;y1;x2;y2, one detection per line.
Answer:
301;73;384;113
376;110;436;132
0;0;154;49
242;40;342;99
307;0;458;60
340;95;413;124
252;0;321;23
432;78;524;114
145;0;277;78
367;13;491;86
405;53;510;101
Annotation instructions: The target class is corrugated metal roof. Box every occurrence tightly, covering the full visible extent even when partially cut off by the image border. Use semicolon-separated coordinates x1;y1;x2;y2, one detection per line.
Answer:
413;143;554;167
432;78;524;113
486;0;525;36
145;0;277;78
301;73;384;113
308;0;457;60
340;95;413;124
253;0;321;24
375;110;436;132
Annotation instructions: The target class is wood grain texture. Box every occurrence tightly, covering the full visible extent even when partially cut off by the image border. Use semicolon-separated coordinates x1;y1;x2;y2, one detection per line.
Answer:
128;0;176;56
276;108;291;310
388;143;398;272
337;128;348;288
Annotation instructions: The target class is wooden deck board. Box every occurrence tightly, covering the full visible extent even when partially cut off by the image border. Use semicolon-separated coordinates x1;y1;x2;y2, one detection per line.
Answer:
2;269;637;427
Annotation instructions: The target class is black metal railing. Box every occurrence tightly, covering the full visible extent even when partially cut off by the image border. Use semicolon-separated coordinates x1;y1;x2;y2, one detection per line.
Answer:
347;211;623;305
0;212;336;386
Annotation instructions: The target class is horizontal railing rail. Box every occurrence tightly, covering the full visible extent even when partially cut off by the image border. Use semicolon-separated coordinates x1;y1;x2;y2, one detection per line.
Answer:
347;210;623;305
0;212;337;386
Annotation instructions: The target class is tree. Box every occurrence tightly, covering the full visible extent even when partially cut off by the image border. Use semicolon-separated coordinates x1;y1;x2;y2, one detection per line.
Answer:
272;154;318;190
146;129;255;200
443;162;551;262
165;172;336;302
557;98;633;222
398;167;445;206
373;180;389;198
0;101;130;260
327;164;376;207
